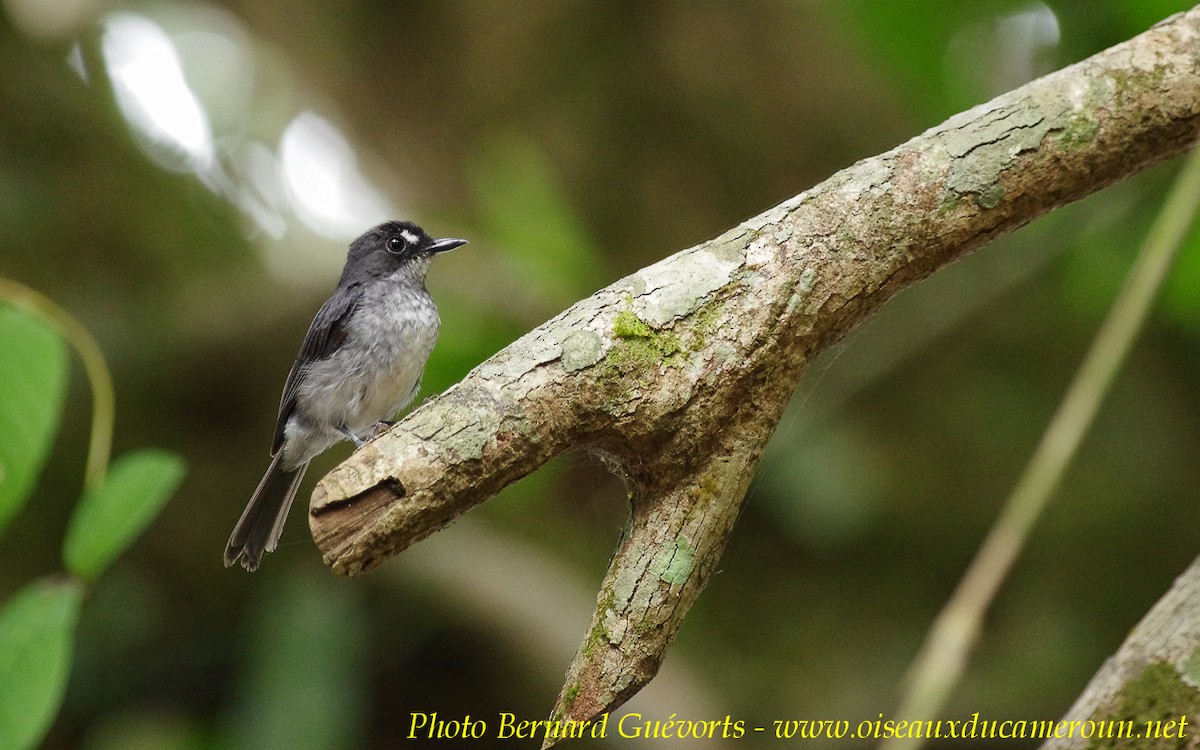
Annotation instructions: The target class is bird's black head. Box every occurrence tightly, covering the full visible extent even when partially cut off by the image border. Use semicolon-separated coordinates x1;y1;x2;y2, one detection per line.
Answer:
342;221;467;282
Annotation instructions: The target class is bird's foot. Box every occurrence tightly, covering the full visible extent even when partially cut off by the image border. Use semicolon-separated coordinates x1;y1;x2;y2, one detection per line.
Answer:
368;421;395;439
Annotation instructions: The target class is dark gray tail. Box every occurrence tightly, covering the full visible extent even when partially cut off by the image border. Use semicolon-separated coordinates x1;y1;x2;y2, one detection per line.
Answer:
224;454;309;571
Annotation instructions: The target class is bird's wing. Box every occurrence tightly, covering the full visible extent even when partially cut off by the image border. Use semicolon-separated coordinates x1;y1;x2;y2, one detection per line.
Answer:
271;284;360;454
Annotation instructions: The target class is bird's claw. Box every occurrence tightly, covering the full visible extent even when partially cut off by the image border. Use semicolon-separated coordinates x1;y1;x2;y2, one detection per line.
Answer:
368;421;395;439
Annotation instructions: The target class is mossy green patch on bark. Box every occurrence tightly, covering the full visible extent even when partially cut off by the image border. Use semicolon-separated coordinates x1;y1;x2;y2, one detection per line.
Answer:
613;309;653;339
606;306;683;375
1087;661;1199;750
582;589;617;659
1054;112;1101;149
562;682;580;712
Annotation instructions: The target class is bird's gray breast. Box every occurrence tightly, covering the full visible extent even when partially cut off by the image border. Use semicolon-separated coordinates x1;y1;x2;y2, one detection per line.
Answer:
291;273;440;452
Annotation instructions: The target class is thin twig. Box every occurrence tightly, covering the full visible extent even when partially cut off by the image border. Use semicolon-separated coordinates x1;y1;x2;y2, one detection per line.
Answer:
885;144;1200;749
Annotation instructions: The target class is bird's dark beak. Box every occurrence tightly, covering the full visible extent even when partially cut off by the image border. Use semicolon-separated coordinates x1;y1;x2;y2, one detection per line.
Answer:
428;237;468;254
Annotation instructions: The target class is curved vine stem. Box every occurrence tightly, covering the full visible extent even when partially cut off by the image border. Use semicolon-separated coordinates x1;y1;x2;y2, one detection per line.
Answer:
0;277;114;490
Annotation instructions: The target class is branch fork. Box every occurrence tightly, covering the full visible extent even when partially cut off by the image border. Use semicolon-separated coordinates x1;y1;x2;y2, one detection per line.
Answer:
310;8;1200;737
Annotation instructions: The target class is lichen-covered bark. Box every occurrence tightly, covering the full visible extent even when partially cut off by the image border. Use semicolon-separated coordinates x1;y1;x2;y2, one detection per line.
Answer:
309;7;1200;739
1039;559;1200;750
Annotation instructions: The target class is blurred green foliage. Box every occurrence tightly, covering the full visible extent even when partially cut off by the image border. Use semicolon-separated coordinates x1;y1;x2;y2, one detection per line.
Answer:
0;303;184;749
2;1;1199;748
0;307;67;535
64;450;185;581
0;579;82;750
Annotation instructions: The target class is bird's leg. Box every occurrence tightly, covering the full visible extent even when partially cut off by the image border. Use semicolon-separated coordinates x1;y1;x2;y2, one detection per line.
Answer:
338;425;366;448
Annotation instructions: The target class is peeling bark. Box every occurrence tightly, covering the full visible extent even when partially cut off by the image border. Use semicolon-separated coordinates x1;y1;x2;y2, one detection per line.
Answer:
309;7;1200;738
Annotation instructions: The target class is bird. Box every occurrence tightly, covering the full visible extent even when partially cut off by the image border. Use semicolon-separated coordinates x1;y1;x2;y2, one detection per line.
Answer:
225;221;467;571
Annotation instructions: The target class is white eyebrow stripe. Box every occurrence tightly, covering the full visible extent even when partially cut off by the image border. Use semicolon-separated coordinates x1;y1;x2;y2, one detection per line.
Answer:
400;230;419;245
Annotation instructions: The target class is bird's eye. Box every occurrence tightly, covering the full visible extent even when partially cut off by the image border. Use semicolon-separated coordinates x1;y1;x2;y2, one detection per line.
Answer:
386;237;405;255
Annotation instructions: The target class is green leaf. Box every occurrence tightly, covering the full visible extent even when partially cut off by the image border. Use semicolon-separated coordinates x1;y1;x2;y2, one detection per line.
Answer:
0;306;68;538
0;579;83;750
63;450;186;580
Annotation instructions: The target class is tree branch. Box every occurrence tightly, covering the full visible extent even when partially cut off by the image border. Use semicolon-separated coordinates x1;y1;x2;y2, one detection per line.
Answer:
309;7;1200;735
1039;556;1200;750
